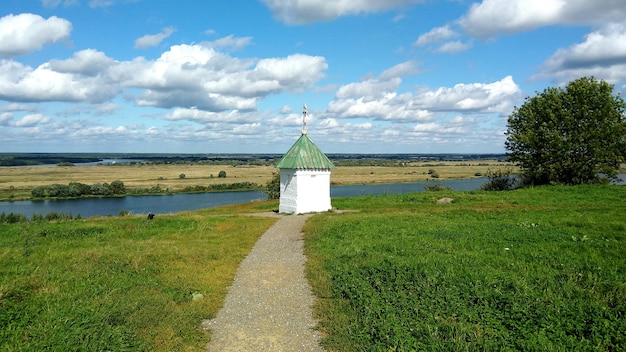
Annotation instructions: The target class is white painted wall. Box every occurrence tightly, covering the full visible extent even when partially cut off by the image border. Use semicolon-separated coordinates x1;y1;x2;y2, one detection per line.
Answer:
279;169;331;214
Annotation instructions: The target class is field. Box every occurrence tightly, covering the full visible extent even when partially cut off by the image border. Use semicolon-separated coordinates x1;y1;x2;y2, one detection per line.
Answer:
304;185;626;351
0;160;514;201
2;186;625;350
0;203;277;351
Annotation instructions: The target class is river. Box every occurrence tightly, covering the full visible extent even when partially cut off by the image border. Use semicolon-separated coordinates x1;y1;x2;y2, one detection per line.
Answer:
2;176;624;218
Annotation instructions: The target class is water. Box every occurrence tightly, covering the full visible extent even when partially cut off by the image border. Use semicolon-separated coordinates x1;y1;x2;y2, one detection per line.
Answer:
3;191;267;218
2;175;624;218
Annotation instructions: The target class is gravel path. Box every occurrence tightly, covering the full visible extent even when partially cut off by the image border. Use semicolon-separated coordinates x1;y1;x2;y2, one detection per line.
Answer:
203;213;323;351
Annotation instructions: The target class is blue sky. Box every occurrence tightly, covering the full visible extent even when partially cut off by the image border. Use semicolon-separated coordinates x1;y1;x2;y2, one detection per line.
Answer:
1;0;625;154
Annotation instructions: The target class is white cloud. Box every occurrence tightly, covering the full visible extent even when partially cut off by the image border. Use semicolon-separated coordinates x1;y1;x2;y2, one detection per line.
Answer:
261;0;425;24
0;43;327;112
13;113;51;127
335;61;417;99
1;103;37;112
415;25;457;46
536;23;626;83
165;108;259;124
459;0;626;38
328;61;520;122
414;76;521;114
336;78;402;99
0;58;118;103
0;13;72;56
134;27;176;49
434;40;473;54
329;92;435;122
379;61;420;81
48;49;116;75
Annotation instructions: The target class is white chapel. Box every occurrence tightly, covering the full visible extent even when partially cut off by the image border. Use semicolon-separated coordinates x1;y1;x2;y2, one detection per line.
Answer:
275;105;335;214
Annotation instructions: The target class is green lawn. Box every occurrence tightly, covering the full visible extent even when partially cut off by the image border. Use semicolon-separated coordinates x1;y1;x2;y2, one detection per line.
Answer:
0;206;276;351
305;185;626;351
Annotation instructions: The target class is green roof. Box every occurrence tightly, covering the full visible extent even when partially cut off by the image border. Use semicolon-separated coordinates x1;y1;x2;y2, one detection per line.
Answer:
275;133;335;169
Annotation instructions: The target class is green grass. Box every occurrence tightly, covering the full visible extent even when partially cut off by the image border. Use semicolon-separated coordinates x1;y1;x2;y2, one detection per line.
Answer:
0;205;277;351
305;185;626;351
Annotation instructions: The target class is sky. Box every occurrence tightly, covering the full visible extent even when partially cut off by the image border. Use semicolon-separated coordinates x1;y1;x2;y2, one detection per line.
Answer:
1;0;625;154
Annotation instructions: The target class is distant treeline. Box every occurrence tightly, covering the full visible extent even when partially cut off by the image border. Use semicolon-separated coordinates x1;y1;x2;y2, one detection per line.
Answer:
1;152;508;167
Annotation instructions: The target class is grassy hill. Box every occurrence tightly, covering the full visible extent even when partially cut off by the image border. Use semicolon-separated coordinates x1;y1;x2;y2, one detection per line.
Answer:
1;185;624;351
305;185;626;351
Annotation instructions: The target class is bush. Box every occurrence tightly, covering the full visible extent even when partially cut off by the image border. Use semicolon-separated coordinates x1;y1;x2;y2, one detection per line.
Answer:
423;184;451;192
0;212;28;223
218;170;227;178
31;186;46;198
179;173;186;179
91;183;112;196
481;168;518;191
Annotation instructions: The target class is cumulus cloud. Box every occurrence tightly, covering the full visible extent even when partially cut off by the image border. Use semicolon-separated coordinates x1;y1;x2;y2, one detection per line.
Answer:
413;76;521;114
0;13;72;56
459;0;626;38
0;58;119;103
328;61;520;123
0;42;327;112
261;0;425;24
535;23;626;83
48;49;116;75
135;27;176;49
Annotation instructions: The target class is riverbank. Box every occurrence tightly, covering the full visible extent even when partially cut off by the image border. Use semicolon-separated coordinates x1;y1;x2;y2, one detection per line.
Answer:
0;161;513;201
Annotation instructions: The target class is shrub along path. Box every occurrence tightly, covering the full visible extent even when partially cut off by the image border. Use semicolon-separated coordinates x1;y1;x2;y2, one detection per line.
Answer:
203;213;323;351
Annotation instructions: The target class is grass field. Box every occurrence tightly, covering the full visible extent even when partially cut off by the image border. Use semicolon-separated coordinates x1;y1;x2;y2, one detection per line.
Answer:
304;185;626;351
0;161;514;201
0;202;277;351
2;181;625;350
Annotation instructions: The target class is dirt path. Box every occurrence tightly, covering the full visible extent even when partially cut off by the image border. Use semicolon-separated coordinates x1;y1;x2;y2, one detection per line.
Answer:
203;213;323;351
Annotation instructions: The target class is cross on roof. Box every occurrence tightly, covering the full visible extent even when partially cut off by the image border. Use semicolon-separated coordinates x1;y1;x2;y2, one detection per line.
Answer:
302;103;308;135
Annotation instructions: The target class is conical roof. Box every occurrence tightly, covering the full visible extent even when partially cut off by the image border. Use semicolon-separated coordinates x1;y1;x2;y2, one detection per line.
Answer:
275;133;335;169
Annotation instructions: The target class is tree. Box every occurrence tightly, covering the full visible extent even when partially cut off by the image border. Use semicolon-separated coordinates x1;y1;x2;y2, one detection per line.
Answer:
109;180;126;194
505;77;626;185
264;172;281;200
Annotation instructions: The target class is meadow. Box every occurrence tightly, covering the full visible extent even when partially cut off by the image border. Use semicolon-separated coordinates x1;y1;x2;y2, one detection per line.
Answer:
0;202;277;351
304;185;626;351
2;183;625;351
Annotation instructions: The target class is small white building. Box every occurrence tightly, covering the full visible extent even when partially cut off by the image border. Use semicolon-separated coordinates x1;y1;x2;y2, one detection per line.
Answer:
275;105;335;214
